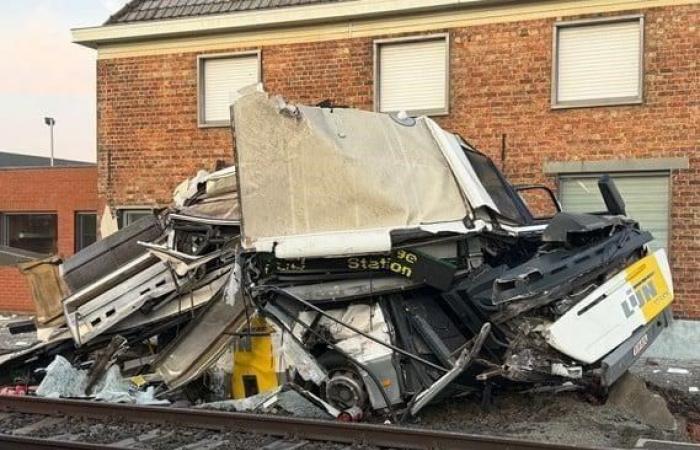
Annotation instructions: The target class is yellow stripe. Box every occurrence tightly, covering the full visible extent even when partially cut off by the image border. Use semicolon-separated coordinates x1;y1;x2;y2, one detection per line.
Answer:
96;0;698;59
624;253;673;322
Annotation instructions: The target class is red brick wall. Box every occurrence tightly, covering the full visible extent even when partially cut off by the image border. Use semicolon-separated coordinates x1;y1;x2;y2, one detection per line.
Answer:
96;4;699;316
0;268;32;313
0;167;98;312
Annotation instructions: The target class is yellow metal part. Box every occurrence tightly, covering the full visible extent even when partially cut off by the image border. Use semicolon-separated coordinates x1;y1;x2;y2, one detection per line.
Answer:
232;316;279;399
624;252;673;323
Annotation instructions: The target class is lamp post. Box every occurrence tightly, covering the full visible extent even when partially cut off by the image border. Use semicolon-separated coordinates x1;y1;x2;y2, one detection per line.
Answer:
44;117;56;167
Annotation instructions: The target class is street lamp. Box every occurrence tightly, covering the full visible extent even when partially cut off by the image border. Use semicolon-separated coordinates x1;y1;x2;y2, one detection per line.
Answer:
44;117;56;167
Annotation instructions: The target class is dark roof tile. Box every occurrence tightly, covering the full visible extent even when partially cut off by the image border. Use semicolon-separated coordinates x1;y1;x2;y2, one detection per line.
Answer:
106;0;352;24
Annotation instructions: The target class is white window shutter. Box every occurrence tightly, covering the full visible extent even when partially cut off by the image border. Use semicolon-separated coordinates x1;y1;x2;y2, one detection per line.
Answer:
203;54;259;124
378;38;448;114
556;19;642;104
560;174;669;251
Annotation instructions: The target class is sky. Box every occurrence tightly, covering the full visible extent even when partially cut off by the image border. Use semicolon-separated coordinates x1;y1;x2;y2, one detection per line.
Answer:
0;0;128;163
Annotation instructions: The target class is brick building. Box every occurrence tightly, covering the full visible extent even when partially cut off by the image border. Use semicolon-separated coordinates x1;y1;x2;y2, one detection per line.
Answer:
72;0;698;317
0;154;97;312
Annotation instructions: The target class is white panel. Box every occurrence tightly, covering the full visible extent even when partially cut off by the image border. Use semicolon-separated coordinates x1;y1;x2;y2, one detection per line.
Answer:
203;55;259;123
547;249;672;363
557;20;641;103
560;174;669;251
379;38;447;113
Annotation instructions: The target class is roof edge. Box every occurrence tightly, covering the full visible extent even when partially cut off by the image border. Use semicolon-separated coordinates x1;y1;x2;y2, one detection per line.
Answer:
104;0;144;26
72;0;514;48
0;165;97;171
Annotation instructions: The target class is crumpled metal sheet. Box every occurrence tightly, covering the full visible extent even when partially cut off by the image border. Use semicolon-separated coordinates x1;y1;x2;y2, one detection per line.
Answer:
178;192;240;222
113;267;230;332
173;166;240;222
65;261;177;346
152;272;245;390
61;214;163;293
542;212;625;243
173;169;210;208
280;332;327;385
205;166;237;197
232;90;469;256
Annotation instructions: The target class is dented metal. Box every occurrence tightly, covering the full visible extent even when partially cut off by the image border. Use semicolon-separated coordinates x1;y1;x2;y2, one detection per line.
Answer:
8;88;674;422
231;89;675;417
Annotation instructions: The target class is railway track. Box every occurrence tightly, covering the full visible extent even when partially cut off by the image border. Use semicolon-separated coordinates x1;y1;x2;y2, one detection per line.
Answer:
0;395;613;450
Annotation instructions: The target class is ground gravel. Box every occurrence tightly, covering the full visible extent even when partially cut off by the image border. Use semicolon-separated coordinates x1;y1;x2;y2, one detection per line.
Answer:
405;390;687;448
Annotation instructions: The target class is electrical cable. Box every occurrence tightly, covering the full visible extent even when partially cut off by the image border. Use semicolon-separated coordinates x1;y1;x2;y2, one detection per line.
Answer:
266;302;399;424
259;286;449;374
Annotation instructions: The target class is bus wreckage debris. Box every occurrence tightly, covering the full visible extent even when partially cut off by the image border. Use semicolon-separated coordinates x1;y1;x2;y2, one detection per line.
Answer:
4;87;674;423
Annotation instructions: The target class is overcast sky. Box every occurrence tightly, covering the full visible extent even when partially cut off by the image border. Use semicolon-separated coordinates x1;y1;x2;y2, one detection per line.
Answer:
0;1;128;163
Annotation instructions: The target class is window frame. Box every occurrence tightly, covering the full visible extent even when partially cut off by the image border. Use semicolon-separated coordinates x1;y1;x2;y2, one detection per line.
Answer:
197;50;263;128
373;33;451;117
74;211;97;253
551;14;645;110
0;211;58;255
117;207;154;229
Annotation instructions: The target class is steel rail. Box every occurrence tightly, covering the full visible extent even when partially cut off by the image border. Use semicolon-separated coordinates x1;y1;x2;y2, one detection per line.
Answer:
0;434;129;450
0;396;615;450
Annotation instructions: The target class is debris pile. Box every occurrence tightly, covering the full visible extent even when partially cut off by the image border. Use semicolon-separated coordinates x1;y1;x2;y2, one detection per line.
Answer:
0;87;675;422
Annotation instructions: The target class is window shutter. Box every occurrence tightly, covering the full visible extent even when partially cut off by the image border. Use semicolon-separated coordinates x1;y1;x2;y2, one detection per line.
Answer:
378;38;448;114
560;174;669;251
202;54;259;124
556;19;642;104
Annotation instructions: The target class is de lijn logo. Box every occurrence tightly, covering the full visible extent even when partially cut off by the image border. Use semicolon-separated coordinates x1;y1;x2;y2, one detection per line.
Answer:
621;275;658;319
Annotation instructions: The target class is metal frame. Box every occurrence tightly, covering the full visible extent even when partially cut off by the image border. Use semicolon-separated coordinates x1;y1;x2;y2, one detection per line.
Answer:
116;206;154;229
513;184;562;221
556;170;672;258
551;14;644;109
197;49;262;128
65;261;176;346
373;33;450;117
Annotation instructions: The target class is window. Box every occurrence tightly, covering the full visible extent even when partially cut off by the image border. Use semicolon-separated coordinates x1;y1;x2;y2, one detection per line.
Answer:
75;212;97;252
118;209;153;229
198;51;261;127
464;150;528;224
552;16;643;108
1;213;57;255
375;34;449;116
559;173;669;252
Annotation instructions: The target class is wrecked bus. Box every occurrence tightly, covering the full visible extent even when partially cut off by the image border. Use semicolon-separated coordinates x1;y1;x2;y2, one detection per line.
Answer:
11;87;673;420
231;88;674;417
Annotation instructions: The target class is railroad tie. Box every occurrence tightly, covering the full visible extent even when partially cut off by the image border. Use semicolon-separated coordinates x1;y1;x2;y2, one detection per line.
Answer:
44;433;84;442
262;439;310;450
109;428;170;447
11;416;66;436
173;438;230;450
